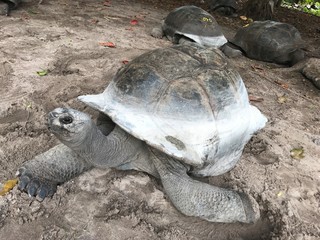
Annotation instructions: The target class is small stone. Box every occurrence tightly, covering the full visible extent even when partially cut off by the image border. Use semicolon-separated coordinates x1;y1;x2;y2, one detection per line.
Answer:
18;217;24;225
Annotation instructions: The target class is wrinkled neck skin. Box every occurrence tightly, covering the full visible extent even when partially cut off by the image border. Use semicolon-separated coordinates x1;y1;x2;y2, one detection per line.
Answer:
56;120;158;177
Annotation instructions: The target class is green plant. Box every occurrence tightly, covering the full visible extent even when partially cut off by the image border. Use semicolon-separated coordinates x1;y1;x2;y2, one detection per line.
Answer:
282;0;320;16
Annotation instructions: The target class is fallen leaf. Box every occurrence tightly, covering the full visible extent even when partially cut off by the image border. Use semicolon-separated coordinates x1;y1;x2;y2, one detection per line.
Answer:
20;13;30;20
243;23;250;27
99;42;116;48
277;191;283;197
274;80;289;89
25;102;32;109
37;70;48;76
104;16;121;20
248;18;254;23
240;15;247;20
91;19;99;24
103;1;111;7
277;95;287;104
130;19;138;25
122;60;129;64
27;9;40;14
0;179;18;196
249;95;264;102
251;65;264;71
290;147;305;160
135;14;146;20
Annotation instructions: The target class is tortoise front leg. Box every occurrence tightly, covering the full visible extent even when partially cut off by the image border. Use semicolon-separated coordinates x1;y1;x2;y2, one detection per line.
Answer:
151;148;260;223
17;144;93;200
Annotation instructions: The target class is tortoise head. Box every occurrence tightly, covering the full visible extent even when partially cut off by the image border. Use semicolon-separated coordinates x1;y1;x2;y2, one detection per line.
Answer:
48;108;94;146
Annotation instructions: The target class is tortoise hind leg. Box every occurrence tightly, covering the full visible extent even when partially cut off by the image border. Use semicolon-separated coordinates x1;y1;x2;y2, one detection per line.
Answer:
221;43;242;58
150;148;260;223
0;0;22;16
151;20;165;39
0;2;10;16
151;27;164;39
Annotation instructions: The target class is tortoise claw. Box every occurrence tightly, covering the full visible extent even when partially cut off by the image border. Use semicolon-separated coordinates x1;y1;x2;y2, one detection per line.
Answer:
17;168;58;200
37;187;48;201
27;180;40;197
17;174;30;190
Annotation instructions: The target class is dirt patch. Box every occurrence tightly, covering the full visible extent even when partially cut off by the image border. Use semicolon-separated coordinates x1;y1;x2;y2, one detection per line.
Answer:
0;0;319;239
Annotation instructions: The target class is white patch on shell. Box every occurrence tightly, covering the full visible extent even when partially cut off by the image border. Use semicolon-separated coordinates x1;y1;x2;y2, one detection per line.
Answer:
182;32;228;47
193;103;267;176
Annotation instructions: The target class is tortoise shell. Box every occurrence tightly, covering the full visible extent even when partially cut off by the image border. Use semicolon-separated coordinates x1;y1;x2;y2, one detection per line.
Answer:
79;44;267;176
231;20;305;65
209;0;237;11
162;5;227;47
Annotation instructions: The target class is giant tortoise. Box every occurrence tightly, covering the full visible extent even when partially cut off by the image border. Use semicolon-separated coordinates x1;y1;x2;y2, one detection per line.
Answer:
17;44;267;223
230;20;305;66
151;5;228;48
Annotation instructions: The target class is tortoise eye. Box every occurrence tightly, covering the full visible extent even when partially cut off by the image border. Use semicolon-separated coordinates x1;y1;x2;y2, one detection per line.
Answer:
60;116;73;124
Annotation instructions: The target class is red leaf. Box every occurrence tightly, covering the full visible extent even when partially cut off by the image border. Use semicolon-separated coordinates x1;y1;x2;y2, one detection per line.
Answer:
130;19;138;25
122;60;129;64
274;80;289;89
99;42;116;48
251;65;264;71
103;1;111;6
91;19;99;24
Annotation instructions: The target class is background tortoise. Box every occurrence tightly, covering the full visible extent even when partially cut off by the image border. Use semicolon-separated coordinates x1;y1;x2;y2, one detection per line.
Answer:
0;0;20;15
207;0;238;17
151;5;228;48
230;20;305;66
17;44;267;223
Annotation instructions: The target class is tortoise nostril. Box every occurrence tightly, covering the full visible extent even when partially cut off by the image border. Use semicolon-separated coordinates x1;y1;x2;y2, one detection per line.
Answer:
59;116;73;125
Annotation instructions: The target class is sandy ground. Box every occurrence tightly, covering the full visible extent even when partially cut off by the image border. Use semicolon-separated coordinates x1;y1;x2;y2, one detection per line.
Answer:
0;0;319;239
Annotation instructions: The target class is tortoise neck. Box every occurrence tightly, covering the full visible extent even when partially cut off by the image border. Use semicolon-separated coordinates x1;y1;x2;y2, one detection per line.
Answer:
75;123;133;168
59;119;159;175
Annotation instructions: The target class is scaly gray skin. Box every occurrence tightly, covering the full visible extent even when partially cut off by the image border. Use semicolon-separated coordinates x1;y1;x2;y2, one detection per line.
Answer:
151;26;241;57
17;113;115;198
151;20;165;39
18;108;259;223
0;2;10;15
301;58;320;90
18;144;93;199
